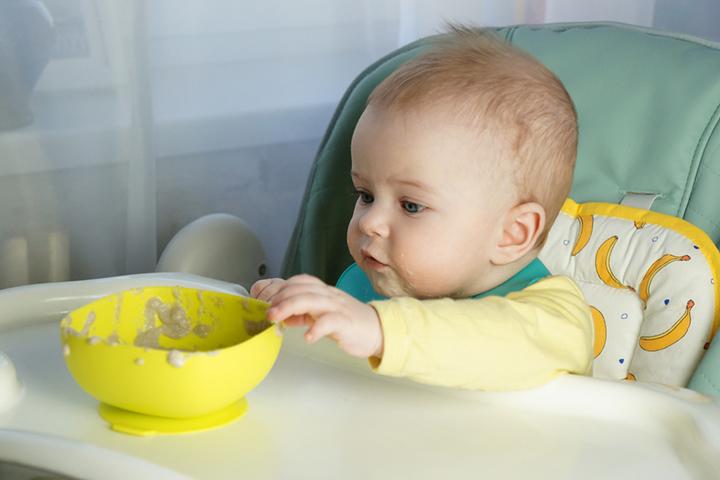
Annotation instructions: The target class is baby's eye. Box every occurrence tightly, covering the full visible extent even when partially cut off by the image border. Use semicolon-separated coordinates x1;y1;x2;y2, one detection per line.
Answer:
401;201;424;214
355;190;374;204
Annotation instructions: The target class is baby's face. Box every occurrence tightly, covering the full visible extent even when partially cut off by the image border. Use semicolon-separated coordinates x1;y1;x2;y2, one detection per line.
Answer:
347;106;515;298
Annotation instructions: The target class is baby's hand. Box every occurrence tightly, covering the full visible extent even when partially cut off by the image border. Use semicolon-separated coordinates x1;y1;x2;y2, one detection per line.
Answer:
263;274;384;359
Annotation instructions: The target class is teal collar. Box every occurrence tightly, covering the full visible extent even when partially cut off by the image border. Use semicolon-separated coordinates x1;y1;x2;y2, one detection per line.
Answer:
336;258;550;303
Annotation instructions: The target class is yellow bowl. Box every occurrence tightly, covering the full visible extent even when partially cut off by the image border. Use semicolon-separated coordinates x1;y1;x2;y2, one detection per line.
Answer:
59;286;282;435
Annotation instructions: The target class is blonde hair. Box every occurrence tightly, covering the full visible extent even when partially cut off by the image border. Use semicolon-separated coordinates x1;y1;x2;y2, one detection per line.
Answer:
368;25;578;239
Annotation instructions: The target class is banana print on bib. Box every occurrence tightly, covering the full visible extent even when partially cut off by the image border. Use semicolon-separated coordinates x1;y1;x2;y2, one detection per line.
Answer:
539;199;720;387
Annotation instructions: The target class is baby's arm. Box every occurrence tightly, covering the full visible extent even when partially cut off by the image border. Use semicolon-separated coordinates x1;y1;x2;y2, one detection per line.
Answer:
369;276;594;390
250;275;384;358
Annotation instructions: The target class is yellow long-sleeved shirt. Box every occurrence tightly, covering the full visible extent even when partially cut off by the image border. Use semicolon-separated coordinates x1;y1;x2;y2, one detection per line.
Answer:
368;275;593;390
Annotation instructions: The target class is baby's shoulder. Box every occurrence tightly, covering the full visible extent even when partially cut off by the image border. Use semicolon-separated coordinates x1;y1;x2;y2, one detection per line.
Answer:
510;274;588;309
523;274;583;293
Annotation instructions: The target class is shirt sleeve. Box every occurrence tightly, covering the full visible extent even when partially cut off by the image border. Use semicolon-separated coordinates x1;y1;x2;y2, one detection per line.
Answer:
367;275;593;390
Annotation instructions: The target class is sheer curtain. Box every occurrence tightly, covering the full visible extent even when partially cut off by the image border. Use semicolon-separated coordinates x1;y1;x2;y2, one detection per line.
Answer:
1;0;718;289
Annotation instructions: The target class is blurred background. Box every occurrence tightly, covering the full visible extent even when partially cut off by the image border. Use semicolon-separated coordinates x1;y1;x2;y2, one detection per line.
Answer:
1;0;718;288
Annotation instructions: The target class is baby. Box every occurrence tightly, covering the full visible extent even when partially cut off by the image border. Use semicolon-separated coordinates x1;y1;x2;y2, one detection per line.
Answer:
251;26;593;390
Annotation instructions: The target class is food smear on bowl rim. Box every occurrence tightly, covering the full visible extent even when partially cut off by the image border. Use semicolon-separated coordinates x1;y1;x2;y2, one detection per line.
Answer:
60;294;272;369
167;349;186;368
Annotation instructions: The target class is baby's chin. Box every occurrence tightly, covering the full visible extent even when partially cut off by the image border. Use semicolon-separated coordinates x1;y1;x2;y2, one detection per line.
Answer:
373;282;411;298
366;271;411;298
367;270;438;299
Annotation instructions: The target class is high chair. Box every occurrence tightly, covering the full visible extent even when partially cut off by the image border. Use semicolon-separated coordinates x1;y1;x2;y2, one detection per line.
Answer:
2;21;720;479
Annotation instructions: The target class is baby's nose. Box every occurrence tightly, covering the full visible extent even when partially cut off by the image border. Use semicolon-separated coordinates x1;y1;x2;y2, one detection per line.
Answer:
358;206;389;238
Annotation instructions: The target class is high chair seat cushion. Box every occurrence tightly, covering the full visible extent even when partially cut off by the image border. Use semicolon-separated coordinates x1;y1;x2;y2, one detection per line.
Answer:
570;281;645;380
539;199;720;387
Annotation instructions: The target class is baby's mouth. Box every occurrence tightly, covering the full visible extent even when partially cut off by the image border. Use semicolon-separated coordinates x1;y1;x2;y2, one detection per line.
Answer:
361;250;388;270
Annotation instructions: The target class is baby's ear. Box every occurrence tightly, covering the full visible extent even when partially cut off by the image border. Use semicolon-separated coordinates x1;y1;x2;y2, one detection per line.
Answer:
491;202;546;265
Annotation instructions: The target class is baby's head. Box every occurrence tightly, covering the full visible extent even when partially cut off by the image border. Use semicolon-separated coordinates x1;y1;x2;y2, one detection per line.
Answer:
347;26;577;299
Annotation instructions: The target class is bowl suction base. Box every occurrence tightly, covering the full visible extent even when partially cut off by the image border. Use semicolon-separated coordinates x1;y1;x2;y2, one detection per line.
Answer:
98;398;248;436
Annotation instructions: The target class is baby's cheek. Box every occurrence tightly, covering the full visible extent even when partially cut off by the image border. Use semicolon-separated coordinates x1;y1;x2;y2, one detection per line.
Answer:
401;258;457;297
346;220;361;257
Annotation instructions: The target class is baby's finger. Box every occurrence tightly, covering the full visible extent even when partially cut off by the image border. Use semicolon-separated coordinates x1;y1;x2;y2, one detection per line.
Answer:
285;274;326;287
252;278;286;302
304;315;340;343
267;283;332;307
267;291;339;323
282;314;313;328
250;278;272;298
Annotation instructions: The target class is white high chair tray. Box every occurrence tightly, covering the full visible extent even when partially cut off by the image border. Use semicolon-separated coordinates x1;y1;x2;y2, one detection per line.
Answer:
1;275;719;479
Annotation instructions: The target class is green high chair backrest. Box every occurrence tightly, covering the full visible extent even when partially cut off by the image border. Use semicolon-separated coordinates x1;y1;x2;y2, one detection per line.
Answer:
283;22;720;286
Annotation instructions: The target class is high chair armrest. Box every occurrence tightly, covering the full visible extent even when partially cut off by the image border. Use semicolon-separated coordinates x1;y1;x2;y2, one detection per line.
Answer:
0;272;247;331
